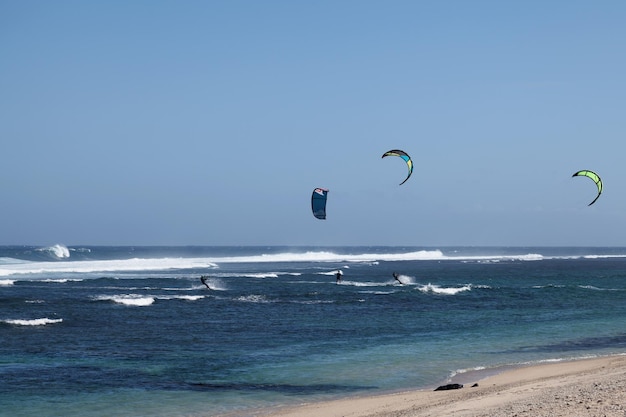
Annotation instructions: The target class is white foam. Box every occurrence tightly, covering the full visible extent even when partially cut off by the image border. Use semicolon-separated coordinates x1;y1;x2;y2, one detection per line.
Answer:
0;257;219;277
461;253;544;262
95;295;155;306
584;254;626;259
337;280;383;287
175;295;204;301
241;273;279;279
3;318;63;326
0;279;15;286
578;285;622;291
417;283;472;295
36;244;70;259
71;247;92;253
207;250;447;264
450;365;487;378
235;295;270;303
159;295;205;301
0;249;588;278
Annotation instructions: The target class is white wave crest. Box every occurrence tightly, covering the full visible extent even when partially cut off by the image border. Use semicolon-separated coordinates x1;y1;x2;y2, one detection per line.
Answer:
0;279;15;286
450;365;487;379
206;250;550;264
0;249;558;278
95;295;155;306
3;318;63;326
95;293;207;306
241;273;279;278
37;244;70;259
578;285;622;291
462;253;544;263
337;281;382;287
159;295;205;301
417;283;472;295
208;250;446;264
0;257;219;277
175;295;204;301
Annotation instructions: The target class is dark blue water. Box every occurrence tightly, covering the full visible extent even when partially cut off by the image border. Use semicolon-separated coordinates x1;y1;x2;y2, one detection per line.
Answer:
1;245;626;416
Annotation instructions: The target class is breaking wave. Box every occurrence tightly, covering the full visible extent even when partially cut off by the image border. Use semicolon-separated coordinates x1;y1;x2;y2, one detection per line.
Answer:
36;244;70;259
0;258;219;277
417;283;472;295
2;318;63;326
95;295;155;306
2;247;622;279
94;294;205;306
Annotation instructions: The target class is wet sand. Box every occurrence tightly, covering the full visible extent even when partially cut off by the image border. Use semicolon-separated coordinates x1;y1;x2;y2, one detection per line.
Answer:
249;355;626;417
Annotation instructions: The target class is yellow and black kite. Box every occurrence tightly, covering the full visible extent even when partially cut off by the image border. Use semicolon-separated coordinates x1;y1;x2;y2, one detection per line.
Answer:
572;170;603;206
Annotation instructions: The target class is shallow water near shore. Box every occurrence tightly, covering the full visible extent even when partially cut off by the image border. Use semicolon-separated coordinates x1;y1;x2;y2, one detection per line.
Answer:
1;245;626;416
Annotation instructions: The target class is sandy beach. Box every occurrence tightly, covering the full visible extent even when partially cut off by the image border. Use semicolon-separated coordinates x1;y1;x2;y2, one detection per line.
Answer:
248;355;626;417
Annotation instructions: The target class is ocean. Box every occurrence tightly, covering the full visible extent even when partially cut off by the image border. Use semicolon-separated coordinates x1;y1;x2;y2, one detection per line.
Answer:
1;245;626;416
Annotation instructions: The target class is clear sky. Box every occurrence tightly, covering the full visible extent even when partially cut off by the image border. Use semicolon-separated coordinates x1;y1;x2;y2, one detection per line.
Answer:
1;1;625;247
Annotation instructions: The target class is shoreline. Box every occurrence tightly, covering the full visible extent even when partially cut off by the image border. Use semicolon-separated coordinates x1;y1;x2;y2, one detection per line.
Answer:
228;354;626;417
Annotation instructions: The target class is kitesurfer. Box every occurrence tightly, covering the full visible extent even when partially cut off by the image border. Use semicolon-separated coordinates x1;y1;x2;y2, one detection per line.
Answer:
200;276;212;290
335;270;343;284
393;272;403;285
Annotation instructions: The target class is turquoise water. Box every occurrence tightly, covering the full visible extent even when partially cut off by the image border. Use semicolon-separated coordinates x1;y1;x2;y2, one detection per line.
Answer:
1;245;626;416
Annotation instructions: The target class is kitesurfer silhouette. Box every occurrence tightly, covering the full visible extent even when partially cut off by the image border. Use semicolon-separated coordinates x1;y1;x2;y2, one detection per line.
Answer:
335;270;343;284
200;276;212;290
393;272;403;285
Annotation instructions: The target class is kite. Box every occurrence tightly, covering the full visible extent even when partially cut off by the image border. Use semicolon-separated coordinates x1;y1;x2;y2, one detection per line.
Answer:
572;170;602;206
382;149;413;185
311;188;329;219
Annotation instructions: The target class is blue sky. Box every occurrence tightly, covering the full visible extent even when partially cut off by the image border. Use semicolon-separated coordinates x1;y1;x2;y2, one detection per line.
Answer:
1;1;625;246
